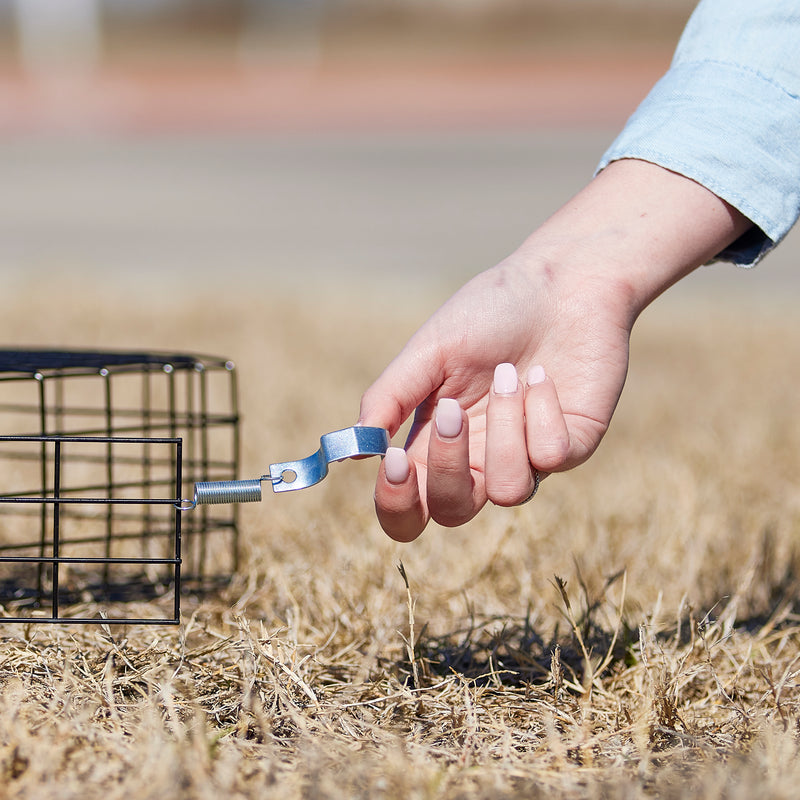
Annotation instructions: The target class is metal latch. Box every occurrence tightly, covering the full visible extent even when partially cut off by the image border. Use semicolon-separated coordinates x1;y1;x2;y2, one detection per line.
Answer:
180;426;389;509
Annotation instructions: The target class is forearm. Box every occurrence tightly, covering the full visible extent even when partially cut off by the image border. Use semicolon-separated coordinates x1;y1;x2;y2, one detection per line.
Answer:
513;158;753;322
597;0;800;267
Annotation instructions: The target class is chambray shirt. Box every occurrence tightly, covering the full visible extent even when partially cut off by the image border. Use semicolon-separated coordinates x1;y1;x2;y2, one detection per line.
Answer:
596;0;800;266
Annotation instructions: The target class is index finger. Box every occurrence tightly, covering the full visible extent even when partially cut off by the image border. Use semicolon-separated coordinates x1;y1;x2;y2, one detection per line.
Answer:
375;447;429;542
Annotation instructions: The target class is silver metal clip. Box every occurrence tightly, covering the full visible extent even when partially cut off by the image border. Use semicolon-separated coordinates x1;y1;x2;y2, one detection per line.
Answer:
269;426;389;492
183;426;389;508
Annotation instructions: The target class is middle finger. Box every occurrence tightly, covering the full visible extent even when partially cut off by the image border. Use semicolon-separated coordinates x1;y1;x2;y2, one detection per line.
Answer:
426;398;481;526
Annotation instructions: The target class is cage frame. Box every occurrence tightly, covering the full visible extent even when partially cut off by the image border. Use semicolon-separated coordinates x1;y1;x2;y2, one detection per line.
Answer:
0;434;183;625
0;349;241;624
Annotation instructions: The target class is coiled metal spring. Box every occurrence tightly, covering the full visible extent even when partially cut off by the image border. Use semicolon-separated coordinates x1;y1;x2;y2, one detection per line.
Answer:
193;479;262;507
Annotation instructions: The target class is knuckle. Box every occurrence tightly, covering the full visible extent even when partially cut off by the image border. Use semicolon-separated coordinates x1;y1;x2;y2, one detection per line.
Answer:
530;438;571;472
486;478;531;507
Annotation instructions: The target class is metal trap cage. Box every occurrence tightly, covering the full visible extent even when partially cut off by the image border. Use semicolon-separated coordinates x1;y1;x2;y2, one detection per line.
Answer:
0;349;240;624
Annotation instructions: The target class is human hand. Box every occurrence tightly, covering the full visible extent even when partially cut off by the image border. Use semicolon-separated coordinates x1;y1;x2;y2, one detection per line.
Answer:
358;253;634;540
358;160;751;541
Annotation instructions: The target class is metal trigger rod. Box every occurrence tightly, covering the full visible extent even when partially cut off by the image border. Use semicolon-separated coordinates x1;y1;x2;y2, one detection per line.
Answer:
178;426;389;509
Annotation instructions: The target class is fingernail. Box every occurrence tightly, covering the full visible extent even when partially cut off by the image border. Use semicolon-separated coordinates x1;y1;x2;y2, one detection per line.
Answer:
435;398;462;438
493;363;518;395
526;365;546;385
384;447;410;484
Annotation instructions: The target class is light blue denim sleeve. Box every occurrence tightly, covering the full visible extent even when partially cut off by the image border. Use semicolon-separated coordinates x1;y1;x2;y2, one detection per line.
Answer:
596;0;800;266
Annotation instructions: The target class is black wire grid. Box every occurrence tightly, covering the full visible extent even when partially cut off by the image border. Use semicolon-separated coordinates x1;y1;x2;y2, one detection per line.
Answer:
0;350;241;624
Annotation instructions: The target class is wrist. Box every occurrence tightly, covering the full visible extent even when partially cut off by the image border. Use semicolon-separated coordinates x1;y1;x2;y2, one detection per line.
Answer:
517;158;752;320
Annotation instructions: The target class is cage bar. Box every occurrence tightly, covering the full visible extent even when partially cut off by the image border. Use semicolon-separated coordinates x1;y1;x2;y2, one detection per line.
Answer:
0;349;241;623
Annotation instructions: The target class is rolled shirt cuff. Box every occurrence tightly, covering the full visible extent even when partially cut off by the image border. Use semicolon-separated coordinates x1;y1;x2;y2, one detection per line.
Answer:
596;60;800;267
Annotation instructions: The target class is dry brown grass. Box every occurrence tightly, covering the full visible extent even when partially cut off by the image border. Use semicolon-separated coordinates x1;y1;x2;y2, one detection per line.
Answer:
1;275;800;798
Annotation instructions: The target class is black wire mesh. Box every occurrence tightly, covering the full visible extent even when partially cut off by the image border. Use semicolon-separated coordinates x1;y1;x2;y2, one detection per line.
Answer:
0;349;241;624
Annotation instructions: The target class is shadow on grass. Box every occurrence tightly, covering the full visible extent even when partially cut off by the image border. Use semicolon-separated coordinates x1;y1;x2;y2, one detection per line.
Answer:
0;570;232;622
396;562;800;692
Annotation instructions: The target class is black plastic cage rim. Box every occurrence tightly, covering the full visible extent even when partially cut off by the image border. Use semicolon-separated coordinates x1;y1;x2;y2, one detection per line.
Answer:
0;348;235;375
0;616;180;625
0;434;182;443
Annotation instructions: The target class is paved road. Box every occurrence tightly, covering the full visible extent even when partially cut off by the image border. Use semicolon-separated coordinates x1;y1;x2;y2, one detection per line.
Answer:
0;130;797;306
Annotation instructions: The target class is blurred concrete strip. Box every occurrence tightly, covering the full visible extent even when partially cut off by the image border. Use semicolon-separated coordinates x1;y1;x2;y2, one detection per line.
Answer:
0;54;671;135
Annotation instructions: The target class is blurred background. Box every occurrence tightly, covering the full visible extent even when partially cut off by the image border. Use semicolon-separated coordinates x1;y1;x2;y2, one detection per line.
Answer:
1;1;694;72
0;0;698;294
0;0;796;364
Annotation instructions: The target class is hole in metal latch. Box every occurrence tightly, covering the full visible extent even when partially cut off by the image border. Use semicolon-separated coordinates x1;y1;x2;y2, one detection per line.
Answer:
280;469;297;484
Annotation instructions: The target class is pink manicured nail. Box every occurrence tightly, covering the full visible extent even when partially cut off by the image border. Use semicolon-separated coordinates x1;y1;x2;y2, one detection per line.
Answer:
384;447;410;484
493;363;518;395
526;365;546;385
435;398;462;438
